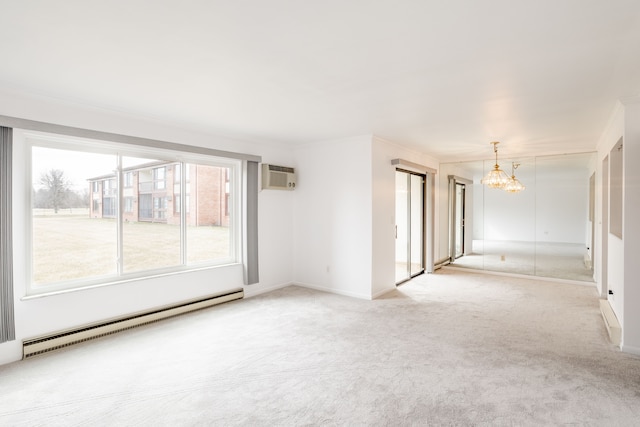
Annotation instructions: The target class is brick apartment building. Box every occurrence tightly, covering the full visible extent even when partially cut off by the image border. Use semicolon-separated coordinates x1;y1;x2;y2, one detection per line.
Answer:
88;161;229;227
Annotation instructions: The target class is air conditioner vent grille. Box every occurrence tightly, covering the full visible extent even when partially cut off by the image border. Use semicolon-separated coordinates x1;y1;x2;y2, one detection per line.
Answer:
269;172;288;188
268;165;295;174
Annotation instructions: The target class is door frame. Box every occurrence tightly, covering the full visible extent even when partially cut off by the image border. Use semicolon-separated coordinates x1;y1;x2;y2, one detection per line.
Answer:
395;168;426;284
448;175;473;262
601;155;609;298
454;182;466;258
390;158;437;282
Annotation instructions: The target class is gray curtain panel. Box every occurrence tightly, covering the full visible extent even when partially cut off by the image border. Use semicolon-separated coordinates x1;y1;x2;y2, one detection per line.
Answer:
0;126;15;343
245;161;259;285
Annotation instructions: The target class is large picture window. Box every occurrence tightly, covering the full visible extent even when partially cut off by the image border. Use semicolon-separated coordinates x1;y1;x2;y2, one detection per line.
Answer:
28;133;239;294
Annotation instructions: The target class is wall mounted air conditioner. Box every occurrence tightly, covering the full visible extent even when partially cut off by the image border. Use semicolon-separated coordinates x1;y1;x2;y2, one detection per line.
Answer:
262;164;296;190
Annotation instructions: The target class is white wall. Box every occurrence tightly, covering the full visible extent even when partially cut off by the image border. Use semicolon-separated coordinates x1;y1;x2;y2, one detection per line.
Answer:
483;167;536;242
292;136;373;299
292;135;441;300
535;167;590;244
595;98;640;355
0;90;295;365
472;181;484;243
621;101;640;354
596;103;624;329
482;161;589;245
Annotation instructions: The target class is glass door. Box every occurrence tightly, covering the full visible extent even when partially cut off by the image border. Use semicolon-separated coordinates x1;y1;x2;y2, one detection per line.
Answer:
410;174;424;276
395;170;425;284
454;183;465;258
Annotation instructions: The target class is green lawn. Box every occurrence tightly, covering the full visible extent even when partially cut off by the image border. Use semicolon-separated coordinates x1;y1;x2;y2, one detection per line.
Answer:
32;216;231;285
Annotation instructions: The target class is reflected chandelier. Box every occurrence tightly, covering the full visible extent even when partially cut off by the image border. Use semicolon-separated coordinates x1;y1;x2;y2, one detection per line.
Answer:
504;162;525;193
481;141;510;189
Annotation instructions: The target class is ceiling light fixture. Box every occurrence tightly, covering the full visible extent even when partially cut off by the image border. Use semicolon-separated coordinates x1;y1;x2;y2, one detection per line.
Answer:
482;141;510;189
504;162;525;193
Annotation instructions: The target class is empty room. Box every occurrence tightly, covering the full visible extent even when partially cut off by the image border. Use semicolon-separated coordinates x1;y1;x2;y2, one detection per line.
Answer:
1;1;640;425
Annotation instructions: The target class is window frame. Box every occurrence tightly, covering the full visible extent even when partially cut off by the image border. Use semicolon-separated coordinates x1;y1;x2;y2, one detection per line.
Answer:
22;130;242;296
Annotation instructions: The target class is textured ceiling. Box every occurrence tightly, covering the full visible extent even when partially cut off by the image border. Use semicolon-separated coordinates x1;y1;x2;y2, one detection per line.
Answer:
1;0;639;161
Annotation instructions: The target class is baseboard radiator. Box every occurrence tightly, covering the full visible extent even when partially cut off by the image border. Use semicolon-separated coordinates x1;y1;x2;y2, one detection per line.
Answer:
23;288;244;359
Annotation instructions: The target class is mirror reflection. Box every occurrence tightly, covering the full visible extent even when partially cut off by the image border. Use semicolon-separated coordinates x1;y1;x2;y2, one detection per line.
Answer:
440;152;595;282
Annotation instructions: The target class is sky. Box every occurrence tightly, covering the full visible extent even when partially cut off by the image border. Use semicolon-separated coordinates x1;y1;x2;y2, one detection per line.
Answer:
32;147;155;192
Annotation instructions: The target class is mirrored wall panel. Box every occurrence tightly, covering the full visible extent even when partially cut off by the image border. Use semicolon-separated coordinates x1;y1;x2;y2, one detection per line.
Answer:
439;152;596;282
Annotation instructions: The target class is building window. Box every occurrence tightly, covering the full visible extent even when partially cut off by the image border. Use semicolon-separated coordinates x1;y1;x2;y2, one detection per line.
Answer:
103;179;116;196
153;167;166;190
124;197;134;213
103;197;117;217
28;138;239;294
153;197;167;219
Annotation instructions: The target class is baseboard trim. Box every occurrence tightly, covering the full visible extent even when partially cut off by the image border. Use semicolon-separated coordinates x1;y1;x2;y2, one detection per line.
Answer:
243;282;292;298
620;344;640;356
372;287;396;299
294;282;372;300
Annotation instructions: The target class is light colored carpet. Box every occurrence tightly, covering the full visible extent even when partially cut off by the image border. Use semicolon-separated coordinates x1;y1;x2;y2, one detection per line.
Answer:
1;269;639;426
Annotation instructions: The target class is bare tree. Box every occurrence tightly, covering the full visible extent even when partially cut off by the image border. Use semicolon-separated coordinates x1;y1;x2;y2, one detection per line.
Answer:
40;169;70;213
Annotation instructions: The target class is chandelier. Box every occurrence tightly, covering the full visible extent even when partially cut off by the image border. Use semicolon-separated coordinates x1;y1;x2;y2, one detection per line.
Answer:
481;142;526;193
481;141;510;189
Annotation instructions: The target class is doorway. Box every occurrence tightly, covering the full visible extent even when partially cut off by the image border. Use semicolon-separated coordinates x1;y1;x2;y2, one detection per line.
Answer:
448;175;471;262
395;169;425;284
454;183;465;258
